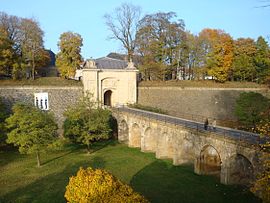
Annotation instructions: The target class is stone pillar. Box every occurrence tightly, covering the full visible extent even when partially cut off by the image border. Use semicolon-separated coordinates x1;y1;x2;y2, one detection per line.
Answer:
194;157;202;175
220;164;230;185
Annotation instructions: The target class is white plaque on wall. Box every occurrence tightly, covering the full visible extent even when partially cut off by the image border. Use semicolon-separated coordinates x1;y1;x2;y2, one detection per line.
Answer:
34;92;49;110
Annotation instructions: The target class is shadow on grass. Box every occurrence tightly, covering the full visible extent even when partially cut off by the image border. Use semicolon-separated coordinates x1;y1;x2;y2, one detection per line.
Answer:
0;145;25;167
0;157;106;203
130;160;261;203
42;139;116;167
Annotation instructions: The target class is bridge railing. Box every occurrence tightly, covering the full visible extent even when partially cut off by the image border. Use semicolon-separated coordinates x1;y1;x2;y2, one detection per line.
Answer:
114;107;268;146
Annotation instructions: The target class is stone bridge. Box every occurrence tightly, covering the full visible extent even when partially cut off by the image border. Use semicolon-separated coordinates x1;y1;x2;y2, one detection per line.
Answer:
112;107;264;186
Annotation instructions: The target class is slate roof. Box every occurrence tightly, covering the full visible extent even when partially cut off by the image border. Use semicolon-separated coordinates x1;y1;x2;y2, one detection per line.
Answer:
95;57;128;69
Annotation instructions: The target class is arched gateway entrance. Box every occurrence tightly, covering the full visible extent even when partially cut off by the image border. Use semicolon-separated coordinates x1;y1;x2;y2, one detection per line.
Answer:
104;90;112;106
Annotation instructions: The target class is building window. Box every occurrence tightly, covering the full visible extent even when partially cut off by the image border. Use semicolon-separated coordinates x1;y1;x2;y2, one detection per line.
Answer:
34;93;49;110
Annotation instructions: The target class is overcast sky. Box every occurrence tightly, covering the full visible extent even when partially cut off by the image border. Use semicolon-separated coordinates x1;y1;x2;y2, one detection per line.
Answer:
1;0;269;59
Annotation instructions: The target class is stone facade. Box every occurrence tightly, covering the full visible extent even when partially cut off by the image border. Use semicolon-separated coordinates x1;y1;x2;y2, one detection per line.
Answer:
113;108;262;186
138;87;270;121
82;58;138;106
0;86;83;130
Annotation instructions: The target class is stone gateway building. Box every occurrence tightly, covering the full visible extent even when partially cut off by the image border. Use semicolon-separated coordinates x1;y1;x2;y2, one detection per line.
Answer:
82;57;138;107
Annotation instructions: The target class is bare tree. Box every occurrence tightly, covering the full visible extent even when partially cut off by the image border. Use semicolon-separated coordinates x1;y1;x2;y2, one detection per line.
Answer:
104;3;141;62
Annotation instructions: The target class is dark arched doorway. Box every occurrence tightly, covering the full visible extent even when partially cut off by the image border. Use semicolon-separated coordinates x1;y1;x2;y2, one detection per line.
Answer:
228;154;254;185
199;145;221;177
104;90;112;106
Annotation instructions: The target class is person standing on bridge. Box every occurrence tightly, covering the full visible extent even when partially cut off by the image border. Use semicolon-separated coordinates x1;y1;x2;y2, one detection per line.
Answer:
204;118;209;130
212;119;216;131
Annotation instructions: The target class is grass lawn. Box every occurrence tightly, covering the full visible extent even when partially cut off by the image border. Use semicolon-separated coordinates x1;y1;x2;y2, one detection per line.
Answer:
0;77;82;87
0;140;260;203
139;80;267;88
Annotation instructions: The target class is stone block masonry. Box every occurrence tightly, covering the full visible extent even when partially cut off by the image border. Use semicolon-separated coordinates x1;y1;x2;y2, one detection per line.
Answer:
138;87;270;122
0;86;83;131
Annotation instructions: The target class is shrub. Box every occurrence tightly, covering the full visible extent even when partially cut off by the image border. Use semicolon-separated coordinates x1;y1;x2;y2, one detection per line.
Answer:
64;96;113;153
65;167;148;203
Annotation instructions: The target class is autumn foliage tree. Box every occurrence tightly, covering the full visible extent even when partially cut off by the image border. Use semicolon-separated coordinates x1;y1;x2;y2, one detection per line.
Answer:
199;28;234;82
56;32;83;78
0;12;50;79
65;167;148;203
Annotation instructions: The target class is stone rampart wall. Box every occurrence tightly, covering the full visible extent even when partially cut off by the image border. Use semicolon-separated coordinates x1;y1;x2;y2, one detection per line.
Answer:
0;86;83;129
138;87;270;122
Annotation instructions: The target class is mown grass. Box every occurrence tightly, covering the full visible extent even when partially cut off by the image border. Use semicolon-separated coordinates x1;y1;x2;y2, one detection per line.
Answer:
0;140;260;203
0;77;82;86
139;80;267;88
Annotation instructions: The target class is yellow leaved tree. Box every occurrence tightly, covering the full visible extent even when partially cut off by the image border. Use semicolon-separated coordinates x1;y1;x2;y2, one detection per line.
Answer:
65;167;148;203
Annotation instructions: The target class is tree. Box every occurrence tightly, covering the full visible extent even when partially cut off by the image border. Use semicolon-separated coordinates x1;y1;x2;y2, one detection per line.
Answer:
0;28;16;76
65;167;148;203
0;12;21;78
136;12;185;80
56;32;83;78
235;92;270;131
254;36;270;83
199;29;234;82
6;103;58;167
64;96;112;153
232;38;257;81
19;18;48;79
104;2;141;62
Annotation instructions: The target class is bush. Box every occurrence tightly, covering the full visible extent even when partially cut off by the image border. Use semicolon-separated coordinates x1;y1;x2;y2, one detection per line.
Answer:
64;96;113;153
234;92;270;131
65;167;148;203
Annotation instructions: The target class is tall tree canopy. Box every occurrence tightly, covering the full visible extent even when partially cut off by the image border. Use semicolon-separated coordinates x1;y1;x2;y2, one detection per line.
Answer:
20;18;49;79
136;12;185;80
232;38;257;81
199;28;234;82
0;12;49;79
104;2;141;62
254;36;270;83
56;32;83;78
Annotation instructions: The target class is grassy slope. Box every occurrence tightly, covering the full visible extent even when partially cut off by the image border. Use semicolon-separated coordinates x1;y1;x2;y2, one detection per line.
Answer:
139;80;267;88
0;141;260;203
0;77;82;86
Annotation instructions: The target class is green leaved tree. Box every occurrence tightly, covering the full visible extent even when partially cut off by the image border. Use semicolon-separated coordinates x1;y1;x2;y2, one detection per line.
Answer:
56;32;83;78
6;103;58;167
235;92;270;131
254;36;270;83
64;96;112;153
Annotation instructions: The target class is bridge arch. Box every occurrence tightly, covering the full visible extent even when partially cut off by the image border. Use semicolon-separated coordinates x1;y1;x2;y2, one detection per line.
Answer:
118;119;129;143
143;127;156;152
199;145;222;177
130;123;141;148
227;153;254;185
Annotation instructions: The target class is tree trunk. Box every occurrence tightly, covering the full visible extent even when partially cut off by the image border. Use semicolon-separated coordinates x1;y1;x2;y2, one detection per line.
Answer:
36;151;41;167
87;144;91;154
32;51;35;80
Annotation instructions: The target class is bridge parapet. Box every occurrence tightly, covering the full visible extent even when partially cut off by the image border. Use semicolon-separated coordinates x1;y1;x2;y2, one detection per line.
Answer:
112;107;266;186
